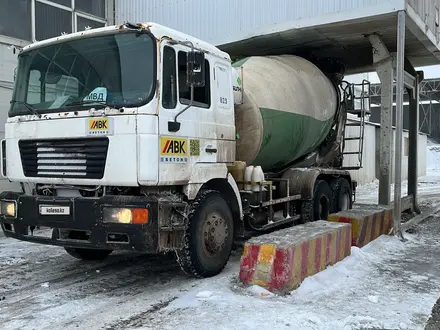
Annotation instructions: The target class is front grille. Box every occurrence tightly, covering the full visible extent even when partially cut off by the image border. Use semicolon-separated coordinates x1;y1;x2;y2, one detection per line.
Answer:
19;137;109;179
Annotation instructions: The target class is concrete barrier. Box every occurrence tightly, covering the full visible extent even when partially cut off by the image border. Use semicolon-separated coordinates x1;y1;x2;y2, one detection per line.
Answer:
328;205;393;248
239;220;351;294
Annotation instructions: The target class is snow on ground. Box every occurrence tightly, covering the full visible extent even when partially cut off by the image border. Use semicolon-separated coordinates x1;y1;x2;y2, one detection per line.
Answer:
153;231;440;330
2;144;440;329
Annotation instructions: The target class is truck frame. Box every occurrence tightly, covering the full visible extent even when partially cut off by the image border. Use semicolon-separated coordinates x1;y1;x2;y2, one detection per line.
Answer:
0;22;365;278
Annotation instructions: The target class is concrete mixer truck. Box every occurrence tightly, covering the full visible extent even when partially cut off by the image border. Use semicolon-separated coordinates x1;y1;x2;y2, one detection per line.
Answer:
0;22;368;278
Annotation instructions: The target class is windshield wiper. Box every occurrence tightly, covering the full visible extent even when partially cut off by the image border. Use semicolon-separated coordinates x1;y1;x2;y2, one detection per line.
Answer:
65;100;110;107
10;100;40;117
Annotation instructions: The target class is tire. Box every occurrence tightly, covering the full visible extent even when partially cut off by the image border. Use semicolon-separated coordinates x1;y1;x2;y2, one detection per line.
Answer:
176;190;234;278
300;200;314;224
300;180;332;223
313;180;332;220
330;178;352;213
65;247;112;261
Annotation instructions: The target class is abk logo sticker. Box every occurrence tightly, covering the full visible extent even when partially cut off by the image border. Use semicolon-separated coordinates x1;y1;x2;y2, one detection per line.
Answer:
160;137;188;163
89;119;108;130
87;117;112;135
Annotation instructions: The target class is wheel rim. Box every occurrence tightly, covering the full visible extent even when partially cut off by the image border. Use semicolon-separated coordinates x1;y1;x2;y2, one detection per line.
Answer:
201;211;228;257
340;192;350;211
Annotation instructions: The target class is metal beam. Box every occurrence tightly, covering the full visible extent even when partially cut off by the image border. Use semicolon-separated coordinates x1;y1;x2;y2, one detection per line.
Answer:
394;10;405;239
408;71;421;214
370;77;440;107
390;54;415;93
368;34;393;206
105;0;115;25
404;71;415;92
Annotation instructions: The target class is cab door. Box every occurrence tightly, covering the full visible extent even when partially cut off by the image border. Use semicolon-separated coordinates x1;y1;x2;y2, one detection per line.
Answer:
157;42;217;185
212;61;236;163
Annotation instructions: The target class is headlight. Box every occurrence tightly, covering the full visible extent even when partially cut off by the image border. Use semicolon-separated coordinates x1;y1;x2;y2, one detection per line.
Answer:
0;200;16;217
103;207;149;224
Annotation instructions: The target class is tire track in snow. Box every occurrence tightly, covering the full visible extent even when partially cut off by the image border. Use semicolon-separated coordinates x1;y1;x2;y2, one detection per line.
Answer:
0;240;198;330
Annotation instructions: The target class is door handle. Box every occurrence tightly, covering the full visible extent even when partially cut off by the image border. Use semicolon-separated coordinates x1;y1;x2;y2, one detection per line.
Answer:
205;148;217;153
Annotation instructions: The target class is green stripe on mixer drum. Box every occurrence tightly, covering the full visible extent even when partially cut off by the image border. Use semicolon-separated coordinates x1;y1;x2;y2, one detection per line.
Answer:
250;107;334;171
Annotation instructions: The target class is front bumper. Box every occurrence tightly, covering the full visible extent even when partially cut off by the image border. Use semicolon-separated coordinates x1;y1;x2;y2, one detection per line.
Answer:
0;191;182;252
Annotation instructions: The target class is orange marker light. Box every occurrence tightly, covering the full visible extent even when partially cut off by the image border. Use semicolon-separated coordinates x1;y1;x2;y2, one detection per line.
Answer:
131;208;149;224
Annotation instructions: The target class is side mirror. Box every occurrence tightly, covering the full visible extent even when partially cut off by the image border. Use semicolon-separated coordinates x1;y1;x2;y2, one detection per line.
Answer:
186;50;205;87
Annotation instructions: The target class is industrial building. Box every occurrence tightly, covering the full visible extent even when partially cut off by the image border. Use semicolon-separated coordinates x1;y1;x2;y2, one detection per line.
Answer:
1;0;439;206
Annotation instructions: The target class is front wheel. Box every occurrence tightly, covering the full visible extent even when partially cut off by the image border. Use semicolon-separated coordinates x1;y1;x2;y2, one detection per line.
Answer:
65;247;112;261
176;190;234;278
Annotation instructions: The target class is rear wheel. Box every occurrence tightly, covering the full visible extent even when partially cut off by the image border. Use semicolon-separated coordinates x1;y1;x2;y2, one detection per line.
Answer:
313;180;332;220
300;180;332;223
330;178;352;213
65;248;112;261
176;190;234;278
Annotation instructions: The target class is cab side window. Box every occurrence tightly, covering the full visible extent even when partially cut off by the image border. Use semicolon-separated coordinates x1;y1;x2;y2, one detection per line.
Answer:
177;51;211;108
162;46;177;109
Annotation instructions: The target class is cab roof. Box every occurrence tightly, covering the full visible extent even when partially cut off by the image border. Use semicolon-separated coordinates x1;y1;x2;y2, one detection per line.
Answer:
21;22;231;61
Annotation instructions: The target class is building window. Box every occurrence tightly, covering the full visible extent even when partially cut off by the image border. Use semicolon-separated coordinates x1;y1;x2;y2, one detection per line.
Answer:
177;51;211;108
0;0;32;41
32;0;108;41
49;0;71;7
35;1;72;41
77;15;106;31
75;0;106;18
0;1;108;42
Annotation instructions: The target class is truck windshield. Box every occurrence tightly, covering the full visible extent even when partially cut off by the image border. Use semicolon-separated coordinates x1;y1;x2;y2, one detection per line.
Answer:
9;31;156;117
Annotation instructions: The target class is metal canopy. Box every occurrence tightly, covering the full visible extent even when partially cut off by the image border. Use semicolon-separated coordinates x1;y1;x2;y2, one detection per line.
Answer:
219;13;440;74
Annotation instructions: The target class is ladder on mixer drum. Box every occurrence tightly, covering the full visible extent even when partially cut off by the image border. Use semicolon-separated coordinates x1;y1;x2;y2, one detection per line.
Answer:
340;79;371;171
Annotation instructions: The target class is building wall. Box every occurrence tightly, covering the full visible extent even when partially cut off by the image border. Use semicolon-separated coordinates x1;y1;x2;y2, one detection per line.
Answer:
368;103;432;136
115;0;440;46
407;0;440;44
344;120;427;185
115;0;405;45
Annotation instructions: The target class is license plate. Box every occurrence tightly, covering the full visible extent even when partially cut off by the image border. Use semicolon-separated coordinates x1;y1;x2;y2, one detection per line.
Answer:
87;117;113;135
39;205;70;216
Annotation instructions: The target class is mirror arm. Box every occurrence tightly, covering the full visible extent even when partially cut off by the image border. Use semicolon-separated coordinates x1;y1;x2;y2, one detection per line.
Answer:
173;84;194;123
